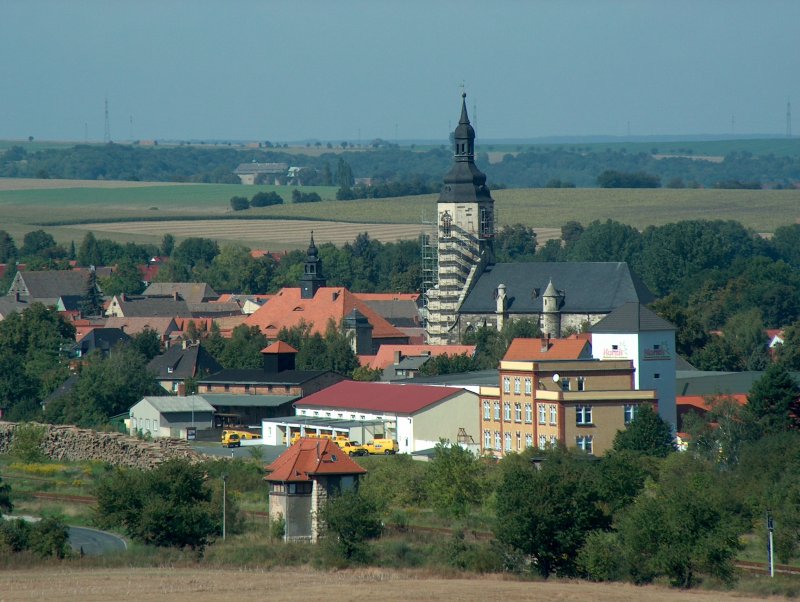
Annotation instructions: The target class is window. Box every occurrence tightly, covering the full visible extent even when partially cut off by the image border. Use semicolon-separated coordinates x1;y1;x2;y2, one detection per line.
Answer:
576;435;593;454
624;404;638;425
493;401;501;420
538;404;547;424
561;378;570;392
525;403;533;423
577;376;585;391
494;431;501;450
483;400;491;420
538;435;547;450
550;435;557;447
514;403;522;422
504;432;512;451
514;377;521;394
654;373;661;379
576;405;593;425
525;378;532;395
653;344;660;350
549;405;557;425
441;211;452;238
612;344;618;350
525;434;533;448
503;403;511;421
516;431;521;450
484;430;492;450
503;377;510;394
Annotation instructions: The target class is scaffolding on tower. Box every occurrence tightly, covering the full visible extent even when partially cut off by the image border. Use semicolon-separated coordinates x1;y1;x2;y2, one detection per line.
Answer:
420;212;438;328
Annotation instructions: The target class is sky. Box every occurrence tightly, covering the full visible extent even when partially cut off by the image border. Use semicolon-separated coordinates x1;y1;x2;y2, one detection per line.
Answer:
2;0;799;143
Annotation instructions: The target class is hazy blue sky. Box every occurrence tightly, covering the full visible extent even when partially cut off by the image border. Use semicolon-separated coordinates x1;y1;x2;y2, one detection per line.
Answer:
2;0;798;143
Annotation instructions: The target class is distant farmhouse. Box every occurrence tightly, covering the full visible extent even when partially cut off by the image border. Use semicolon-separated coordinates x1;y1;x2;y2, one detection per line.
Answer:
233;162;288;185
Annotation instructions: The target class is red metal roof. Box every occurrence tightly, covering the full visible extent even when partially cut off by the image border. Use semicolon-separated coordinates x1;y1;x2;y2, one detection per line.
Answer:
295;380;465;414
265;438;366;482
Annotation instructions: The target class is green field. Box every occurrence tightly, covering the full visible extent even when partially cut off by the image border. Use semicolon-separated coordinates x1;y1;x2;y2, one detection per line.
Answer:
1;182;799;248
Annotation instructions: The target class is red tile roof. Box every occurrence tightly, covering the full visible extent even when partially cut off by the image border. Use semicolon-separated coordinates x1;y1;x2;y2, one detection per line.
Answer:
244;286;407;340
296;380;466;414
265;438;367;482
261;341;298;354
677;394;747;411
364;344;476;370
503;338;590;362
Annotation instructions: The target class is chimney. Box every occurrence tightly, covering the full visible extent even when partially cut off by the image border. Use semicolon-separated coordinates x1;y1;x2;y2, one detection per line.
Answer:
541;335;550;353
177;382;186;396
393;350;401;365
173;291;179;301
121;292;127;302
14;292;19;302
182;339;188;350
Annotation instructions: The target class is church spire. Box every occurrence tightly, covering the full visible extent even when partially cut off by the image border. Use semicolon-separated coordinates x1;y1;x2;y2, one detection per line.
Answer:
438;92;490;204
300;231;325;299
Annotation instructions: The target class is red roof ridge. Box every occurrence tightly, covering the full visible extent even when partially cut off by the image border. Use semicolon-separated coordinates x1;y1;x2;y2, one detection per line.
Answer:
261;340;298;354
265;438;367;482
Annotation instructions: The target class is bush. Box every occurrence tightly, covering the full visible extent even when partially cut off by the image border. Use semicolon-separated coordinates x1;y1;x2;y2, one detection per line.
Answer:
250;191;283;207
578;530;626;581
28;516;71;559
320;489;382;562
229;196;249;211
291;189;321;203
270;514;285;541
11;423;47;463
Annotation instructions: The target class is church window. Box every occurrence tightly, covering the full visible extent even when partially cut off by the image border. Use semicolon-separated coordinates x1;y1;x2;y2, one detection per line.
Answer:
441;211;452;238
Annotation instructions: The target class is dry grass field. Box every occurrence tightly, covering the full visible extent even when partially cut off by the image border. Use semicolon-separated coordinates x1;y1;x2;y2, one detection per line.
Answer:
1;178;799;249
0;567;779;602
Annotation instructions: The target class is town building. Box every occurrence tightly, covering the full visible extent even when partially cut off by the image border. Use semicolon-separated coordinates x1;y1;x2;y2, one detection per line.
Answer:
233;161;289;185
128;395;215;439
147;341;222;393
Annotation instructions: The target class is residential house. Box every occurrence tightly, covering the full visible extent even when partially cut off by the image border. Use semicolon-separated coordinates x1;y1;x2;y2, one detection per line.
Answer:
105;293;192;318
71;327;131;359
128;395;215;439
143;282;219;304
104;316;181;343
0;293;32;320
8;270;94;304
244;235;408;353
265;438;366;542
354;292;424;342
362;344;477;381
293;380;479;454
233;162;288;185
199;393;299;428
147;341;222;393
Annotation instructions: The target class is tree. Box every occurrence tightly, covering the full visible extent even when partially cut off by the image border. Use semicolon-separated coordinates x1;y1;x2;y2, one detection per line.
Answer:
0;230;18;263
160;234;175;257
336;157;354;188
219;325;268;369
229;196;249;211
94;460;217;551
417;353;476;376
77;232;103;266
101;259;145;296
19;229;59;259
250;191;283;207
611;405;676;457
320;489;382;562
494;224;537;261
596;170;660;188
745;363;800;435
564;219;642;268
130;328;162;360
494;449;608;577
0;476;12;513
79;270;103;317
351;365;382;381
776;320;800;370
427;441;487;519
560;220;584;247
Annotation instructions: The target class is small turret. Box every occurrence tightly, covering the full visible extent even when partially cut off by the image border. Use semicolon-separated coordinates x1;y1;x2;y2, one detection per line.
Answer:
542;279;562;338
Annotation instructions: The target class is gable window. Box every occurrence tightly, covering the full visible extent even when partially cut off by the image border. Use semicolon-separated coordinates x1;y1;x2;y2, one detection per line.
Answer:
549;405;557;425
503;402;511;422
538;404;546;424
514;377;521;394
524;378;532;395
624;404;638;425
576;435;593;454
576;405;593;425
503;377;510;394
525;403;533;423
493;401;501;421
514;403;522;422
483;400;491;420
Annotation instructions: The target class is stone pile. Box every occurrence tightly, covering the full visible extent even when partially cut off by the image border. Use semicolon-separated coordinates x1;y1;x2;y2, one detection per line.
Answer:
0;422;204;469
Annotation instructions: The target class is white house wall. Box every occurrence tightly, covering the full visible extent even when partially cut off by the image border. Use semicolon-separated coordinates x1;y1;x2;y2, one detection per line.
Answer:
410;391;479;451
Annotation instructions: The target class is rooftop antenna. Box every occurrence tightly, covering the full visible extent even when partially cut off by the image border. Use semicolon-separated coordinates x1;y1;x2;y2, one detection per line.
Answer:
787;98;792;138
104;97;111;143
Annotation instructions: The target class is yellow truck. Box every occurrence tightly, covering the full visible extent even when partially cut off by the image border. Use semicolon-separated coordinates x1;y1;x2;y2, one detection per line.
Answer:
363;438;399;455
221;429;260;448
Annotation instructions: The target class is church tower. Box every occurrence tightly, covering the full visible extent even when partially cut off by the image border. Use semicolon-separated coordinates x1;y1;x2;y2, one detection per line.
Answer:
300;232;326;299
426;93;495;343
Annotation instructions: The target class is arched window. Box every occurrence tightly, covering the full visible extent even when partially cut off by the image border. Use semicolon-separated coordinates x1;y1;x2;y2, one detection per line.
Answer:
441;210;452;238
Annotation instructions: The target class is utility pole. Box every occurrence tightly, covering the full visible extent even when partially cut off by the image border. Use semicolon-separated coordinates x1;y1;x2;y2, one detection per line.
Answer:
222;475;227;541
767;510;775;577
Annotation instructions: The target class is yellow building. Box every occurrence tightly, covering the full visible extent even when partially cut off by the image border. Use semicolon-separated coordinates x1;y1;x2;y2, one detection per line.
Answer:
479;351;657;457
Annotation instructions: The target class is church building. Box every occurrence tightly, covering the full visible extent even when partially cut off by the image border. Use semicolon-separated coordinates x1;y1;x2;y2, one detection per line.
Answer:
425;95;653;344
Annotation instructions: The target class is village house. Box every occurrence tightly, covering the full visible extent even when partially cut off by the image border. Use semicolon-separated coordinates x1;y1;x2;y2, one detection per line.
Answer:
147;341;222;393
361;343;476;381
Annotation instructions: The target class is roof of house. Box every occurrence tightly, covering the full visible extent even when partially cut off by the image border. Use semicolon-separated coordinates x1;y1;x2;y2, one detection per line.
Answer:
676;370;770;397
198;393;299;408
295;380;467;415
365;344;476;370
104;316;179;336
137;395;216;414
234;162;289;175
243;286;407;340
0;294;33;318
143;282;219;303
353;293;421;302
264;438;367;483
677;394;748;412
459;262;653;314
199;369;331;386
590;302;676;333
10;270;92;299
108;295;192;318
261;341;298;354
502;337;591;362
74;327;131;353
147;343;222;380
357;299;422;327
188;301;243;317
43;374;79;406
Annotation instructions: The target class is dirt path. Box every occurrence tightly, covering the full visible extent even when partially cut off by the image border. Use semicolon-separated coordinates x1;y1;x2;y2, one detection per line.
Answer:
0;567;778;602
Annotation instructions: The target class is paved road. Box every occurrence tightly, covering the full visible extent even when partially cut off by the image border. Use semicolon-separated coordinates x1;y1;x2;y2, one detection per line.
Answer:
68;526;127;556
191;443;286;464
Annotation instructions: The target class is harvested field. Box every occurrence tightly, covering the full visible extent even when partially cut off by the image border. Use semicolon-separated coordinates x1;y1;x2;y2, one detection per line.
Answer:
0;567;774;602
0;178;190;191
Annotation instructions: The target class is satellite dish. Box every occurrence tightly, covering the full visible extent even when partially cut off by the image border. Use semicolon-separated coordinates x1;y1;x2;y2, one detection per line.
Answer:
552;373;560;382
